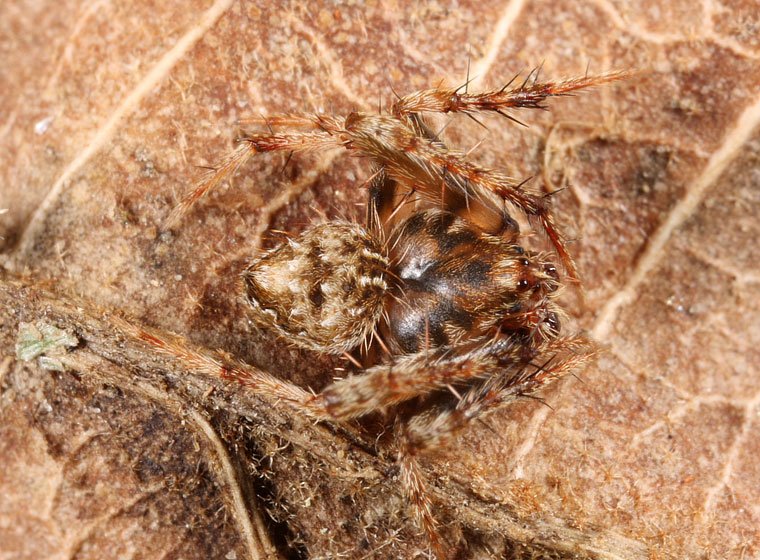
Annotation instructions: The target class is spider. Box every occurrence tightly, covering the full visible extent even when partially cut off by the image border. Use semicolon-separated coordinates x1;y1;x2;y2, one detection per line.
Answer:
136;68;626;558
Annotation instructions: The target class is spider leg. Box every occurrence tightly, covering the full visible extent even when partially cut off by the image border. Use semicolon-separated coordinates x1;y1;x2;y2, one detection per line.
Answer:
376;70;631;278
366;165;399;237
343;111;579;276
114;316;595;560
392;70;629;118
317;340;507;419
386;336;595;558
401;338;594;554
164;119;345;229
112;316;334;420
396;429;444;558
426;150;576;277
376;131;578;279
237;113;344;131
399;336;596;455
114;318;451;553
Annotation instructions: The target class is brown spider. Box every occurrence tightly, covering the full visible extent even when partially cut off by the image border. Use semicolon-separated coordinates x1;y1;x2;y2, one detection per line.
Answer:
134;69;626;558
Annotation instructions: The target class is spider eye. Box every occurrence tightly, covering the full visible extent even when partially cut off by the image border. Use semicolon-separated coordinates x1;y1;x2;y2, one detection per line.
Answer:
544;311;561;335
517;278;531;291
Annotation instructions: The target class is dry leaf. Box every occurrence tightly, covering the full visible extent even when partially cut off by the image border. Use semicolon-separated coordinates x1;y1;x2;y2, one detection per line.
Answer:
1;1;759;559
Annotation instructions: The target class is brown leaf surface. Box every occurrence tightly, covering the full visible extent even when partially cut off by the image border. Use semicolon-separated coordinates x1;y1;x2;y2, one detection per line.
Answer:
2;1;759;559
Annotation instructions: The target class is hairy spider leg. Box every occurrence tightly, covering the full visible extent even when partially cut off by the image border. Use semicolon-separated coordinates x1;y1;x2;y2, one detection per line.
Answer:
115;314;595;558
166;72;629;276
385;70;631;278
399;337;596;455
394;335;595;555
340;112;576;278
164;126;344;230
391;70;630;117
116;313;589;426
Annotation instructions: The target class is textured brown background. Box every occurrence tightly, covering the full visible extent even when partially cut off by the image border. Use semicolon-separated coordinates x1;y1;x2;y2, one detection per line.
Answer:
1;1;759;559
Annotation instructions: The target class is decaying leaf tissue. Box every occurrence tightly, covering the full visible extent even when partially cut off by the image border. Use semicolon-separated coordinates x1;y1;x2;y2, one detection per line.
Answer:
122;69;629;559
6;0;760;556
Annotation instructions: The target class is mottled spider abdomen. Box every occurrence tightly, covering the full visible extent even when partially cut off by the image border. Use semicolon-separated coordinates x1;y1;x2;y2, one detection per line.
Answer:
242;222;388;353
386;210;562;354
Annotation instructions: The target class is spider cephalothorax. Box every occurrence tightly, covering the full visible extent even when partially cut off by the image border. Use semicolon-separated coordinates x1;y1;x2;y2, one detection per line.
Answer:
150;69;627;558
382;208;563;354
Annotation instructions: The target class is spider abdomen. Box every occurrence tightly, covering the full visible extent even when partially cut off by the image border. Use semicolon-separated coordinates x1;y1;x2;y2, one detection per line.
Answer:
242;222;388;353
